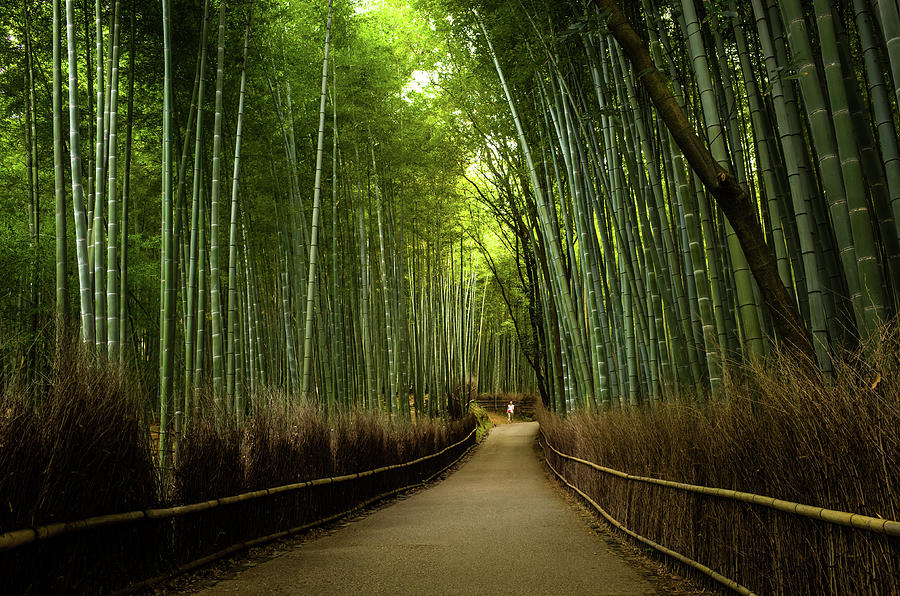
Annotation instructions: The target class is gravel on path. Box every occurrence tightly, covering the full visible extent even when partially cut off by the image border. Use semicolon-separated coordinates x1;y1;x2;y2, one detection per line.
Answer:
189;422;675;595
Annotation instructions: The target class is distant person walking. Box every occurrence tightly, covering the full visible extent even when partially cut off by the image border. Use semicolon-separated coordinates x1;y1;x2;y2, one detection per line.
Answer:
507;400;515;422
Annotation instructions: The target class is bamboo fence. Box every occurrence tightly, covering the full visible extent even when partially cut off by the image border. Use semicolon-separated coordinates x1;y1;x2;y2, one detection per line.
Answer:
0;426;477;554
540;429;900;537
539;427;900;594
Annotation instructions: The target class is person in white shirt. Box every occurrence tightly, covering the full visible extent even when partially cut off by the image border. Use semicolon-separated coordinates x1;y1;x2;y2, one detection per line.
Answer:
507;400;515;422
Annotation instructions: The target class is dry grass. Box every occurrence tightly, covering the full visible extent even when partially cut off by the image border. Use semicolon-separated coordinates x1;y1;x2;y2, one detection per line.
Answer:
0;344;476;594
0;343;157;593
171;402;475;567
540;328;900;595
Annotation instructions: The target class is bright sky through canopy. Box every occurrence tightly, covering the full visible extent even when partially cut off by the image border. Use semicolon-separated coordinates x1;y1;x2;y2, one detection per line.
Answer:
403;69;438;100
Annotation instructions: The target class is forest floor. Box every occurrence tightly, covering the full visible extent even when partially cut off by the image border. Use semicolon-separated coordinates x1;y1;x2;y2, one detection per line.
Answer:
162;423;708;595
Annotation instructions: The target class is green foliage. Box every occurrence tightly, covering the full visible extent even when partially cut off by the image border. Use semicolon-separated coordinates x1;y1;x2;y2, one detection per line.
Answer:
0;0;529;410
468;400;493;441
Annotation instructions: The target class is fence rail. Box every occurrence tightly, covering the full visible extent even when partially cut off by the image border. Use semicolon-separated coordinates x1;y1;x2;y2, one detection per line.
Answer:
539;429;900;537
116;427;479;594
540;439;756;595
0;426;477;554
539;427;900;595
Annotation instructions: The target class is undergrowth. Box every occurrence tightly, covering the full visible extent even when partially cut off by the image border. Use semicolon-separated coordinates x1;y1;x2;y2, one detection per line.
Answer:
539;328;900;595
0;344;476;594
468;402;493;441
0;346;157;594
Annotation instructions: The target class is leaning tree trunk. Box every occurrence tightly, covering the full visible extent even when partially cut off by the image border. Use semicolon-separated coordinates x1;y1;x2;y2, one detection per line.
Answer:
594;0;816;364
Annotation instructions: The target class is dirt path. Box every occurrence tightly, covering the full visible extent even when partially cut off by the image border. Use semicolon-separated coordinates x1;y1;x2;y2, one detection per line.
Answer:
189;422;670;595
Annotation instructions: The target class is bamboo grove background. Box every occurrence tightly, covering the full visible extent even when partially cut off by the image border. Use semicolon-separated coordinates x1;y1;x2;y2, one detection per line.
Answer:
422;0;900;412
0;0;537;457
2;0;900;455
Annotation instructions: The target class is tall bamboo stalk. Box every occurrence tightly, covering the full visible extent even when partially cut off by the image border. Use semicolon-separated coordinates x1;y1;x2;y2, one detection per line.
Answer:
185;0;211;418
227;7;253;408
65;0;95;346
301;0;334;401
53;0;68;332
106;0;122;361
158;0;176;476
119;0;135;363
209;1;227;402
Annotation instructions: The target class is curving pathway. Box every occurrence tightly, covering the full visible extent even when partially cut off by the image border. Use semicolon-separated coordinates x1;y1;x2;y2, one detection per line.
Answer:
192;422;663;595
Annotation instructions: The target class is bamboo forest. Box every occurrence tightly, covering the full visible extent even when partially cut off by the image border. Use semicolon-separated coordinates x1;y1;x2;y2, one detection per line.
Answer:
0;0;898;593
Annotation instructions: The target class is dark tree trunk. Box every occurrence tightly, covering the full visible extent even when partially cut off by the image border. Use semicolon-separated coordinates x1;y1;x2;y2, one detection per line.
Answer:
596;0;816;365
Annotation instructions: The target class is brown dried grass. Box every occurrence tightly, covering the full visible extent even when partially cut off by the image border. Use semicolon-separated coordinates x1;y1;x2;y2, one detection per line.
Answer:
539;328;900;595
170;398;475;573
0;342;476;593
0;342;157;593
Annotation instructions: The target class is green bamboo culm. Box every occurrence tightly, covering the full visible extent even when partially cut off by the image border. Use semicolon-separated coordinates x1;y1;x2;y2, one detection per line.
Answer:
65;0;95;346
749;0;831;371
184;0;211;424
92;0;107;356
301;0;334;402
52;0;68;332
105;0;122;362
330;67;344;409
158;0;176;477
778;0;871;340
119;0;136;364
227;6;252;417
811;0;889;333
209;0;227;403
